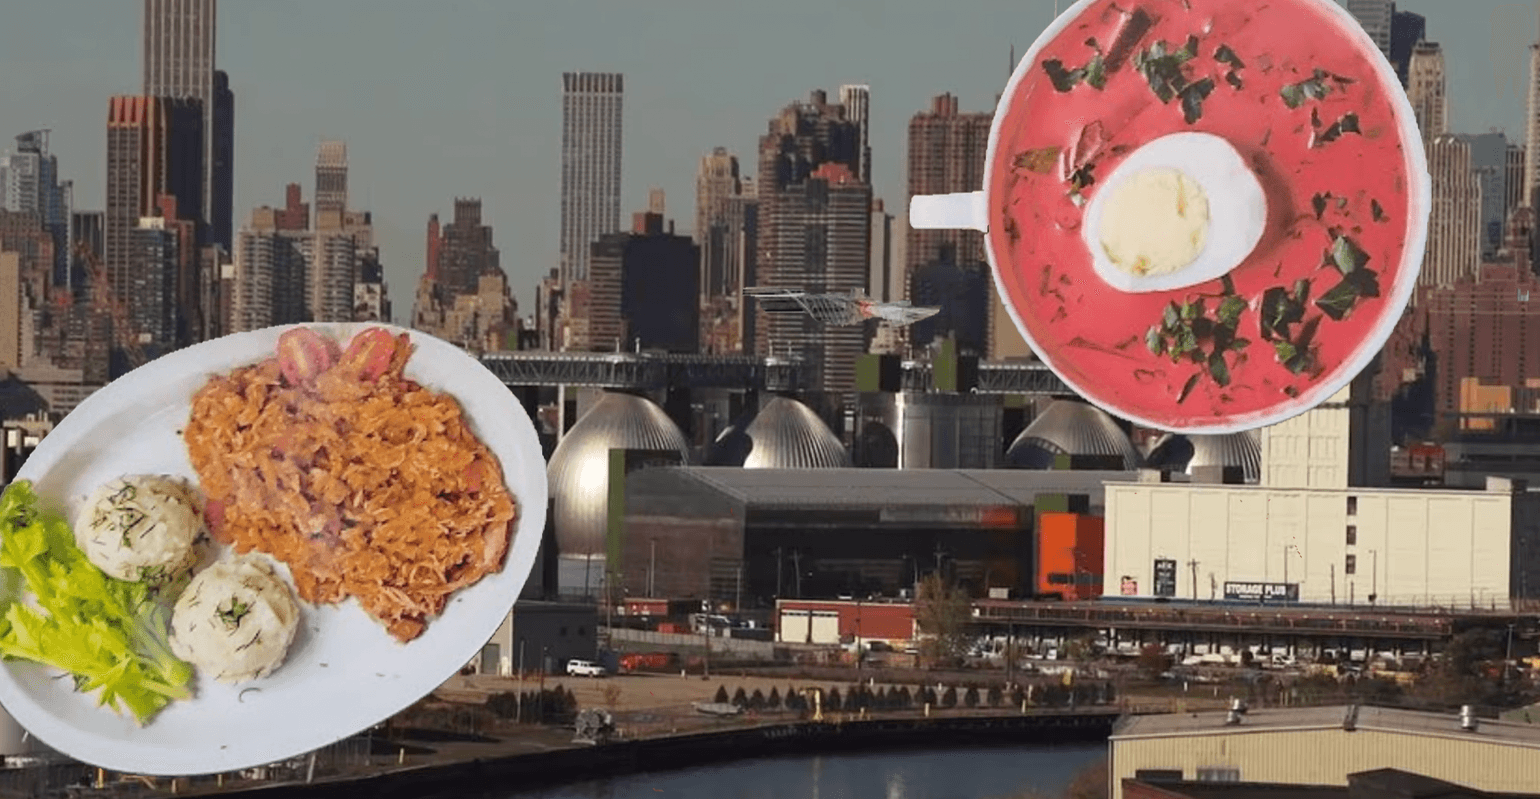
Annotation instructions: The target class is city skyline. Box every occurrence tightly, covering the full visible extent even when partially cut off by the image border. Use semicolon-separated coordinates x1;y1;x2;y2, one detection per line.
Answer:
0;0;1531;316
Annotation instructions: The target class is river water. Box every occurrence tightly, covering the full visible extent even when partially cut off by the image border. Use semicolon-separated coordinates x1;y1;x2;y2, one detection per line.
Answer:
480;743;1104;799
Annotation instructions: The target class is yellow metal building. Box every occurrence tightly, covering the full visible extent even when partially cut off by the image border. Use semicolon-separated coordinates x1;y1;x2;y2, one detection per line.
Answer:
1108;705;1540;799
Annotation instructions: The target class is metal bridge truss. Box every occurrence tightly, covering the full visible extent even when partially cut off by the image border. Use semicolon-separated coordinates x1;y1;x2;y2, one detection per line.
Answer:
479;352;1074;395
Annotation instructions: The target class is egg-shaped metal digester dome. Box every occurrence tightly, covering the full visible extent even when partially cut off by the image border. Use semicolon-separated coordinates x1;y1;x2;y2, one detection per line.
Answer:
1147;431;1262;483
708;396;852;469
1006;399;1142;470
547;391;692;557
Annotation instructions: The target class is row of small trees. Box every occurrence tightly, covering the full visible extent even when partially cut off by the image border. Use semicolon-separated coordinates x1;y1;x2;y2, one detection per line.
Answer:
712;681;1115;712
484;687;580;724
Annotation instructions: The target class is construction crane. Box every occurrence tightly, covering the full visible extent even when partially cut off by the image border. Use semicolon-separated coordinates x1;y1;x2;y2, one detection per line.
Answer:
72;240;148;371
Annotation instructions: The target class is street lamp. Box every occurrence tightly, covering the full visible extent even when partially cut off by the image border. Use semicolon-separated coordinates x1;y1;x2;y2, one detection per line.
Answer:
1369;550;1378;605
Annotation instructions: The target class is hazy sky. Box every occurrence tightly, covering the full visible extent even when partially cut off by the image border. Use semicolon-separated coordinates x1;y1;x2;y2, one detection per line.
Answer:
0;0;1533;320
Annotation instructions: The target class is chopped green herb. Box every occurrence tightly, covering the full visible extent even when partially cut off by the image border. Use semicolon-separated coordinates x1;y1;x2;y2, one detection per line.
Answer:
1179;77;1216;124
1068;163;1096;192
1042;59;1085;92
217;597;252;631
1278;68;1348;109
1311;193;1330;220
1258;280;1310;342
1327;234;1370;275
1147;281;1250;403
1084;52;1108;90
1213;44;1245;69
1132;36;1201;104
1371;199;1387;222
1315;268;1382;321
1314;113;1362;146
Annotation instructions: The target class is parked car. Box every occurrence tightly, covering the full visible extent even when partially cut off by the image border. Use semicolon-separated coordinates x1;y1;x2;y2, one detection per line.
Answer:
567;659;607;678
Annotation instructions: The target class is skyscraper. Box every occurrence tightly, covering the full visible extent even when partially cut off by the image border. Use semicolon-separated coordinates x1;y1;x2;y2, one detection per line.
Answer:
1461;133;1509;260
905;94;990;282
412;198;517;352
231;205;309;333
105;95;203;336
695;147;741;306
1388;11;1426;86
1346;0;1393;58
753;90;866;392
838;84;872;185
1527;15;1540;211
314;141;348;219
559;72;624;287
1421;135;1481;291
1407;42;1448;139
210;69;234;250
1507;143;1527;223
141;0;216;238
1;131;74;290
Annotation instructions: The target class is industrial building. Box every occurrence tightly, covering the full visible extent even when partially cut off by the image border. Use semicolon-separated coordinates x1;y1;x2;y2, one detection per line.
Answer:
1108;705;1540;799
479;601;599;677
618;466;1133;607
1103;385;1540;610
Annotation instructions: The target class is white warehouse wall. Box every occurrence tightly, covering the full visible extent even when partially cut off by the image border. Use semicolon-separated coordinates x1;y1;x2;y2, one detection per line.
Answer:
1103;482;1515;609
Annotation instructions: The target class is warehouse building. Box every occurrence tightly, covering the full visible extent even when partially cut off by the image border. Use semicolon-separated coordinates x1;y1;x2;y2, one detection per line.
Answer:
618;467;1136;608
1108;705;1540;799
1103;386;1540;609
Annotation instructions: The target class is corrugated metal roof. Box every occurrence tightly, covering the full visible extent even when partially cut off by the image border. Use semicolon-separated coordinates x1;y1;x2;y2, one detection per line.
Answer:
709;396;852;469
546;391;692;556
1113;705;1540;747
668;467;1137;509
1007;400;1143;470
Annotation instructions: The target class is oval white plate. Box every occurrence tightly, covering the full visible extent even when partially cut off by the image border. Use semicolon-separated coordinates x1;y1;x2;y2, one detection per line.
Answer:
4;322;547;776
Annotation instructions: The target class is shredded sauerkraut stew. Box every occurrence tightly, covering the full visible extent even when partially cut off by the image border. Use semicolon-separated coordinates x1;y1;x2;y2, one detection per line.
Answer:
182;327;518;643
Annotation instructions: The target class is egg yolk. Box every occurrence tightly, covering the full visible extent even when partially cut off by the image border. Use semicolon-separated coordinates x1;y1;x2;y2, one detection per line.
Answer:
1098;167;1211;278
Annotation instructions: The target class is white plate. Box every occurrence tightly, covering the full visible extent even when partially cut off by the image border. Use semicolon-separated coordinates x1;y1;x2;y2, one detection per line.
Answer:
3;322;547;776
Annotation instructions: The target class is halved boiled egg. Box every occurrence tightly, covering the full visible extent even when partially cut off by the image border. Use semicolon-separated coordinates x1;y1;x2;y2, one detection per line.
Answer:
1081;131;1267;294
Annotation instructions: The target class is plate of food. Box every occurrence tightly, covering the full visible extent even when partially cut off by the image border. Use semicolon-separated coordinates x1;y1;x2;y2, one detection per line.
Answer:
0;323;546;775
909;0;1430;434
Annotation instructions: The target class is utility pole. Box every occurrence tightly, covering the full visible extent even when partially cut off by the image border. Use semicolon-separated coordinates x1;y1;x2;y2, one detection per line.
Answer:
792;550;803;598
1330;563;1337;605
775;547;783;598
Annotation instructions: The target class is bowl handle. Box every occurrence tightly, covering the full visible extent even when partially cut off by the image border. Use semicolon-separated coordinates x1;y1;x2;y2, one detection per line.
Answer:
909;191;988;232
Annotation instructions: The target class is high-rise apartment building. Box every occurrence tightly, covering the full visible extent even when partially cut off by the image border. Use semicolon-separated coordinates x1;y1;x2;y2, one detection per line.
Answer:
141;0;223;244
313;141;348;219
412;198;517;352
1462;133;1509;260
1346;0;1393;57
231;205;310;333
1421;135;1481;291
1508;144;1528;225
1407;42;1447;139
905;94;990;279
581;211;699;354
0;131;74;291
754;91;867;392
839;84;872;185
105;95;203;345
559;72;624;287
696;147;741;304
905;93;1028;359
128;202;195;358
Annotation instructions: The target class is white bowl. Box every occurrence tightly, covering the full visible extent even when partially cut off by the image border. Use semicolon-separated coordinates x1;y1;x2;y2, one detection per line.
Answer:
3;322;547;776
1081;131;1268;294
